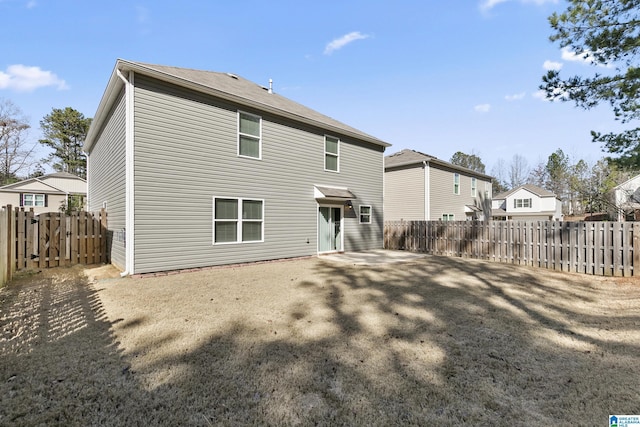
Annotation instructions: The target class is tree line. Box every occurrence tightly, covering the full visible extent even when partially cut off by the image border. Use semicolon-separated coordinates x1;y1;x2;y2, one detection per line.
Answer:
0;98;91;185
449;150;634;218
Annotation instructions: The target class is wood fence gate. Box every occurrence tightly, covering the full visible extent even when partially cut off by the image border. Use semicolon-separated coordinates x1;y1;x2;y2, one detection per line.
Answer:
8;206;108;271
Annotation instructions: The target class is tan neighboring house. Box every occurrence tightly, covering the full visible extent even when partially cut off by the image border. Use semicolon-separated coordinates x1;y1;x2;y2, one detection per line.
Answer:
491;184;562;221
0;172;87;214
384;149;493;221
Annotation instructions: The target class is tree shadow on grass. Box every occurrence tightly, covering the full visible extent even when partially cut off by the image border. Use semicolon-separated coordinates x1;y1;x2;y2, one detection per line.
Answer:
2;257;639;426
0;267;144;426
102;256;640;425
306;256;640;421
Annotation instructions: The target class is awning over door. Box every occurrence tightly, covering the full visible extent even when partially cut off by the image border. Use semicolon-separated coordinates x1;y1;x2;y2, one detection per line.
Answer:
314;185;355;200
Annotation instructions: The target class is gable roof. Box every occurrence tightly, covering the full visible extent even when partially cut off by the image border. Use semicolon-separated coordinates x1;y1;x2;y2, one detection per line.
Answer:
0;172;86;194
494;184;557;200
85;59;390;152
384;149;493;180
44;171;82;179
613;173;640;190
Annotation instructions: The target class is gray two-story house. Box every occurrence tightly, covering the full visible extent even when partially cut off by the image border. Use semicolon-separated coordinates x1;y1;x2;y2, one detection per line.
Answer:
384;149;493;221
84;60;390;275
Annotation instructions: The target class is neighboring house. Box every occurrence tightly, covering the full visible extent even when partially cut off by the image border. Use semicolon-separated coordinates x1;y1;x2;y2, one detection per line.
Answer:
492;184;562;221
613;174;640;221
0;172;87;214
384;149;493;221
84;59;390;275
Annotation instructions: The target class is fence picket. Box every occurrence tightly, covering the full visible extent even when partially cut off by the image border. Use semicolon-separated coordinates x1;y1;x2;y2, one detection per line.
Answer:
384;220;638;277
1;209;108;273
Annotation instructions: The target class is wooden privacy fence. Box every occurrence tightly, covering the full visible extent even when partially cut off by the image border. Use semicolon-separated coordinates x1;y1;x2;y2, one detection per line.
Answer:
385;220;640;277
0;206;11;286
1;205;108;286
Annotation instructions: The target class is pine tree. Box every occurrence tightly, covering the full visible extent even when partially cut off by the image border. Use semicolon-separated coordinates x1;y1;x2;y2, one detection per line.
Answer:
39;107;92;179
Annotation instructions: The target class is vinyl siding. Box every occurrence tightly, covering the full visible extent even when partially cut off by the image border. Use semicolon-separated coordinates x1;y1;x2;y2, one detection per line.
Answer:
40;177;86;194
0;192;17;208
7;181;58;192
132;74;383;273
87;89;127;270
429;165;490;220
0;192;66;214
383;166;424;220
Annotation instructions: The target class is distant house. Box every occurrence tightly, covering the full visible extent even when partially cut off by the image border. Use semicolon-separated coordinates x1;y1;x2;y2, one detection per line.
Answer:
613;174;640;221
0;172;86;214
492;184;562;221
384;149;493;221
83;59;390;275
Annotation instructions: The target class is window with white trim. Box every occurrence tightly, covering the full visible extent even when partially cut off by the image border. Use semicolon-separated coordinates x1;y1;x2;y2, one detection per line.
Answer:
514;198;532;208
471;178;477;197
324;135;339;172
442;213;454;221
22;193;45;207
453;173;460;195
238;111;261;159
213;197;264;244
359;205;372;224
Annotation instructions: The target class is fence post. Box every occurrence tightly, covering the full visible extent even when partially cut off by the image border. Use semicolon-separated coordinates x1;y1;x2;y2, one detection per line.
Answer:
634;223;640;277
0;205;10;286
622;223;631;277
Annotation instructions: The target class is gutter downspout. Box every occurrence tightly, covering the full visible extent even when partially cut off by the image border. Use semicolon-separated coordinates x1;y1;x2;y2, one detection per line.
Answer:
116;69;135;277
423;161;430;220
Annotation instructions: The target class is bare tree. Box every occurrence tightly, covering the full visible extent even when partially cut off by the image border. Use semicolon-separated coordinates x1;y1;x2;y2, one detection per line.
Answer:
0;99;34;185
490;158;508;194
509;154;530;189
528;161;548;188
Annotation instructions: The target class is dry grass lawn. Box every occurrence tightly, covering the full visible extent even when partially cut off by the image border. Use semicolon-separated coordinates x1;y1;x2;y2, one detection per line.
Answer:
1;255;639;426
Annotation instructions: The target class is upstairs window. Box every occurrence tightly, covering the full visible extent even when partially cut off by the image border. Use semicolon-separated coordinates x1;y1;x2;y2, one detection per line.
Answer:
22;193;46;207
238;111;261;159
213;197;264;244
453;173;460;195
514;198;532;208
471;178;477;197
325;135;340;172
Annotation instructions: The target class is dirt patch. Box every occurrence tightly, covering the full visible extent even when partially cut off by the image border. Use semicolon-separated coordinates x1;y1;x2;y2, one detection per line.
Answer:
2;257;639;425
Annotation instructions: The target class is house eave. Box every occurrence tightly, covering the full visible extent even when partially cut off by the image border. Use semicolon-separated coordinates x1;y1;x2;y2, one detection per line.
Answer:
384;154;493;181
85;59;391;153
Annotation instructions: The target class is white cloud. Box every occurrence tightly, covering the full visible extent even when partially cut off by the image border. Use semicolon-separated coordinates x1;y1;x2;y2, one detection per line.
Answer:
532;90;548;100
0;65;68;92
480;0;557;10
505;92;526;101
561;47;589;63
474;104;491;113
543;60;563;71
560;47;613;68
324;31;370;55
136;5;149;23
533;88;567;101
26;0;37;8
524;0;559;4
480;0;509;10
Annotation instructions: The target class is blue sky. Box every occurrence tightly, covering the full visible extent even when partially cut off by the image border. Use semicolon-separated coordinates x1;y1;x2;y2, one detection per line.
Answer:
0;0;626;175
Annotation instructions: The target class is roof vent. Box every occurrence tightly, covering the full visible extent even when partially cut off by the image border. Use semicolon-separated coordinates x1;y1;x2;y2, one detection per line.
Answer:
268;78;273;94
226;73;239;79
